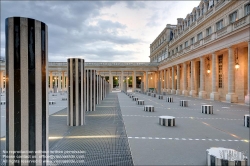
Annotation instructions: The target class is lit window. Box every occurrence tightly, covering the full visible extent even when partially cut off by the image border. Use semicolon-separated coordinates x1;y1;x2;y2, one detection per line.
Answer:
197;32;203;41
206;27;212;36
229;11;237;23
216;20;223;30
245;3;250;16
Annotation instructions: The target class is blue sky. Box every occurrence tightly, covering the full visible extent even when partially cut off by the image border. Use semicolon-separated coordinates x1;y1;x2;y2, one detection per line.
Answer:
0;1;200;62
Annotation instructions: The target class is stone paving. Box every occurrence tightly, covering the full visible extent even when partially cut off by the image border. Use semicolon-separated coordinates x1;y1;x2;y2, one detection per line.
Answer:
118;91;249;165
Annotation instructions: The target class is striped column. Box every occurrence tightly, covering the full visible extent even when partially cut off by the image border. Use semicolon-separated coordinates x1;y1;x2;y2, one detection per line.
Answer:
244;115;249;127
5;17;48;165
96;74;99;104
159;116;175;127
62;71;65;92
201;105;213;114
67;58;85;126
58;71;61;92
86;70;96;111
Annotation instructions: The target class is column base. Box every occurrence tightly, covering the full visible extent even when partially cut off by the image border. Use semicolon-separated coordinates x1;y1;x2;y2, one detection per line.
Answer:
245;94;250;105
182;90;188;96
199;91;207;99
189;90;197;97
167;89;171;93
210;92;219;101
226;93;238;103
176;89;181;95
171;89;176;94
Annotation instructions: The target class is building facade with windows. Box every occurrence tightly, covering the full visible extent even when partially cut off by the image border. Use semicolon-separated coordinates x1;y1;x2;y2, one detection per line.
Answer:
153;0;250;104
0;0;249;105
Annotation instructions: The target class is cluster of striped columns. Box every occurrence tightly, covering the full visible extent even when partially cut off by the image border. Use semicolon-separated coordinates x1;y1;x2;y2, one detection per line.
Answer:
67;58;85;126
5;17;48;165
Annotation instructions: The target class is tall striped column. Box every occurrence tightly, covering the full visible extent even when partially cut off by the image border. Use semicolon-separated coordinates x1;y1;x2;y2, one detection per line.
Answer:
67;58;85;126
86;70;96;111
5;17;48;165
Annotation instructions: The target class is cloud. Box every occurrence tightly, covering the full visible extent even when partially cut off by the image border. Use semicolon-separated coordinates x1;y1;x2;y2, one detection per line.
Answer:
124;1;146;9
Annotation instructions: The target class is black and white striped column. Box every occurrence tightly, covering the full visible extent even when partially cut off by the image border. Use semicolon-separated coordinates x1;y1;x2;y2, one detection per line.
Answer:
244;115;249;127
5;17;48;165
159;116;175;127
67;58;85;126
144;105;154;112
166;97;173;102
137;100;144;105
85;70;96;111
158;95;163;99
180;100;188;107
206;147;247;166
201;105;213;114
96;74;101;105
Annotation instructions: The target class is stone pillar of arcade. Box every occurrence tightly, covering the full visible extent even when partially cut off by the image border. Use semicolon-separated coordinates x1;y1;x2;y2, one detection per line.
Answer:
5;17;48;165
182;62;188;96
245;41;250;105
226;47;238;103
67;58;85;126
199;57;207;99
210;52;219;100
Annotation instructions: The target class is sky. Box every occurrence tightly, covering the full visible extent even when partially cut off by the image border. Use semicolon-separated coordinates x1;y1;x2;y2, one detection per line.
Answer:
0;1;200;62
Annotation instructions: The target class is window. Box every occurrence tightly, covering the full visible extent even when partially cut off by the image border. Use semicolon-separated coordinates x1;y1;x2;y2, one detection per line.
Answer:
197;32;203;41
229;11;237;23
188;20;190;26
180;44;183;50
176;47;178;53
190;37;194;45
218;55;223;88
194;13;196;21
172;50;174;55
206;27;212;36
216;20;223;30
245;3;250;16
185;41;189;47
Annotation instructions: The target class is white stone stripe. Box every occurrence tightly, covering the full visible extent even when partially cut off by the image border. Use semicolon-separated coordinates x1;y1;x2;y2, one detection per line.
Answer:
20;17;29;161
35;20;42;161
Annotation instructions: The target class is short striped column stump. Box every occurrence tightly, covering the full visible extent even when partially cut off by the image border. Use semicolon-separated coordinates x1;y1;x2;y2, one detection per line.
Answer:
159;116;175;127
147;92;151;96
201;105;213;114
0;101;6;105
166;97;173;103
180;100;188;107
49;101;56;105
206;147;247;166
130;95;134;98
52;93;57;96
158;95;163;99
244;114;249;127
62;98;67;101
144;105;154;112
137;100;144;105
133;97;138;101
151;93;156;97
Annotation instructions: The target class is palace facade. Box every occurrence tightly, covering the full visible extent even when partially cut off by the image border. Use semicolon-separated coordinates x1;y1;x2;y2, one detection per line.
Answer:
0;0;249;104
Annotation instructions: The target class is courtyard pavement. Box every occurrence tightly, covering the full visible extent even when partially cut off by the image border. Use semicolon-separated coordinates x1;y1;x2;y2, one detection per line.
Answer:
118;91;249;165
